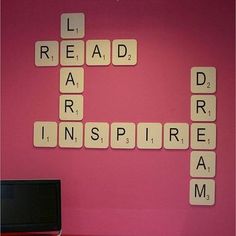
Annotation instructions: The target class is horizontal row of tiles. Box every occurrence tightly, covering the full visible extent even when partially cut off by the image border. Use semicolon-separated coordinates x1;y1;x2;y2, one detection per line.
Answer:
35;39;137;66
33;122;216;150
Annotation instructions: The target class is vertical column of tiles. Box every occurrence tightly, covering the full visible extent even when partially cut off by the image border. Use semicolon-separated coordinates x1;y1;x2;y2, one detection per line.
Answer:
59;13;85;145
190;67;216;206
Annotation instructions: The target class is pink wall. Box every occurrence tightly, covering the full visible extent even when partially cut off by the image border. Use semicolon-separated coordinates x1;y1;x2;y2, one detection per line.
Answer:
1;0;235;235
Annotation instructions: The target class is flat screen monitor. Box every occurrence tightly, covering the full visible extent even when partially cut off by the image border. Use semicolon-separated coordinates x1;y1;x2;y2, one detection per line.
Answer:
1;179;61;233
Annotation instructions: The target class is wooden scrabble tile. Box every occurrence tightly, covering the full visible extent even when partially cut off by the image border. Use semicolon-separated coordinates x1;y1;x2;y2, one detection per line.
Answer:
86;40;111;66
191;95;216;121
61;13;85;39
33;121;57;147
112;39;137;65
191;67;216;93
189;179;215;205
35;41;59;66
60;40;84;66
59;95;83;120
60;67;84;93
191;123;216;150
164;123;189;149
85;122;109;148
190;151;216;177
137;123;162;149
111;123;135;149
59;122;83;148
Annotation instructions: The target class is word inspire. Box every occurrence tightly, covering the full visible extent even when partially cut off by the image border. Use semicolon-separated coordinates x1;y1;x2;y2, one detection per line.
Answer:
33;13;217;206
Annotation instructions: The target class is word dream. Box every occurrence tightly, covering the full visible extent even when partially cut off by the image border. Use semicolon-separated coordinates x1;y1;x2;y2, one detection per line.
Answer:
33;13;217;206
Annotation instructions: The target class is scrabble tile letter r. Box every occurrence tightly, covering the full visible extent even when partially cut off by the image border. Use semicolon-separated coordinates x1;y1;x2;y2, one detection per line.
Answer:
35;41;59;66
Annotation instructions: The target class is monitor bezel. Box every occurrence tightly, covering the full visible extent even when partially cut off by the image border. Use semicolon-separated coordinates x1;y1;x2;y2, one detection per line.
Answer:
1;179;61;233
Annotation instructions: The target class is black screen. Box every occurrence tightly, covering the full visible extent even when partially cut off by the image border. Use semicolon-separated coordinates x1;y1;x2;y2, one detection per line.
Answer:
1;180;61;233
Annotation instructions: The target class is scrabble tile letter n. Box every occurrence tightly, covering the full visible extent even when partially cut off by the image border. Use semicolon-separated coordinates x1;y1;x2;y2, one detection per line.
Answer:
35;41;59;66
59;122;83;148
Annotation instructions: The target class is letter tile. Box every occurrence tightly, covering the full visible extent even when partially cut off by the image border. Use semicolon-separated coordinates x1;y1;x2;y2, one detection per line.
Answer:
86;40;111;66
85;122;109;148
60;67;84;93
164;123;189;149
33;121;57;147
59;95;83;120
191;123;216;150
190;179;215;205
111;123;135;149
190;151;216;177
191;67;216;93
191;95;216;121
60;40;84;66
59;122;83;148
137;123;162;149
61;13;85;39
112;39;137;65
35;41;59;66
